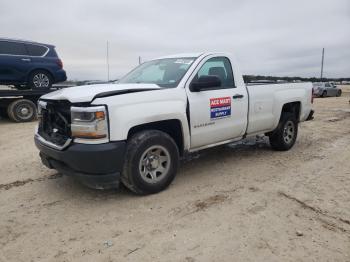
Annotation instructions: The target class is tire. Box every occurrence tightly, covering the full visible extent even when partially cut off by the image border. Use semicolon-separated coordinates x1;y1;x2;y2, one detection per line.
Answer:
321;91;327;97
28;70;52;90
336;90;342;97
269;113;298;151
7;99;37;122
121;130;179;195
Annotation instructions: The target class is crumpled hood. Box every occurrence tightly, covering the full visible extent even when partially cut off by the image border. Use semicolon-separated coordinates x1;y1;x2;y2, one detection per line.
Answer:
41;83;161;103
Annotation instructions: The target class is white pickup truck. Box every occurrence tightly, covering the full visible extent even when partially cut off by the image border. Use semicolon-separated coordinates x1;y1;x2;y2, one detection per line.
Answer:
35;52;314;194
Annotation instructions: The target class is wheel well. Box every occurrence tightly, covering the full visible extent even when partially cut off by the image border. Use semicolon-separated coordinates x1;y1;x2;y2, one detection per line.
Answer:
281;102;301;121
127;119;184;155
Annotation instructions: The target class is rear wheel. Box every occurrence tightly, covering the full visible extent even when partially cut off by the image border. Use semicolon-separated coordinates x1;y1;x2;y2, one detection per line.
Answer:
321;91;327;97
336;90;342;97
269;113;298;151
121;130;179;195
28;70;52;90
7;99;37;122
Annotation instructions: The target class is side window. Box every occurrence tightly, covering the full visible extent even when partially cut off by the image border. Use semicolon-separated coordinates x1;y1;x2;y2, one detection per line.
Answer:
26;44;48;56
0;41;27;55
325;83;331;87
194;57;235;89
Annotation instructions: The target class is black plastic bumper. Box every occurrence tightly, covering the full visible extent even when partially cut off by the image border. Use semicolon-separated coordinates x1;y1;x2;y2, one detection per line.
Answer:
35;136;126;189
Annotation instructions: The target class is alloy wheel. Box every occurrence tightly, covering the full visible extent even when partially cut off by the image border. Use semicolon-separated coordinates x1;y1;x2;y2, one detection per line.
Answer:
33;73;50;88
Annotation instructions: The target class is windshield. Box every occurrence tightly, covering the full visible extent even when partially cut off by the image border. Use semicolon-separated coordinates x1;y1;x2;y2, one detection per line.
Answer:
118;57;196;88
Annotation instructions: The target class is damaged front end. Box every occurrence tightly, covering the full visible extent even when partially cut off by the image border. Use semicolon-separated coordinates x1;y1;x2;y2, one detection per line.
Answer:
34;99;125;190
36;100;75;149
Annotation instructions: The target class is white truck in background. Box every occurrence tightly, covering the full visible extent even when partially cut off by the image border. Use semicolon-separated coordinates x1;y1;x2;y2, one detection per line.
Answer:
34;52;314;194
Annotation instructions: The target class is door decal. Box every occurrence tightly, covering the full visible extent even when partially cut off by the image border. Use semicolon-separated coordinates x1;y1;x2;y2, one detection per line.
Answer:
210;97;231;120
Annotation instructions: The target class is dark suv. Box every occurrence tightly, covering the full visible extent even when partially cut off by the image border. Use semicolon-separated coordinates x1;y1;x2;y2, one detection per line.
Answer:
0;38;67;89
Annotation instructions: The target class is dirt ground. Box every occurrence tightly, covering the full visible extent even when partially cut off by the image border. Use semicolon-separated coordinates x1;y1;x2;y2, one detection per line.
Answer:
0;86;349;262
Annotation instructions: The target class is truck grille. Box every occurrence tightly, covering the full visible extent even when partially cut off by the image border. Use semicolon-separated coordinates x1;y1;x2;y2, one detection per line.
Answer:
38;100;72;147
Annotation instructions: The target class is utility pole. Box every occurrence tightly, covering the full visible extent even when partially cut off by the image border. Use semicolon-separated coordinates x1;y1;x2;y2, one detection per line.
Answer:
320;48;324;81
138;56;142;65
106;41;110;81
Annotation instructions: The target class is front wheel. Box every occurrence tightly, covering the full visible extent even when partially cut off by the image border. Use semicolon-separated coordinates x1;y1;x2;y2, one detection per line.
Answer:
121;130;179;195
269;113;298;151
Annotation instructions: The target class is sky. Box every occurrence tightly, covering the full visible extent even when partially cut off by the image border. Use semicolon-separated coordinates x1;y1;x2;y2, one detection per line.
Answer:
1;0;349;80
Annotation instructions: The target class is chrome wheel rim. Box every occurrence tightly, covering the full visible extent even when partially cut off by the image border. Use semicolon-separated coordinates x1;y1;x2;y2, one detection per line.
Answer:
139;145;171;183
283;120;295;144
33;73;49;88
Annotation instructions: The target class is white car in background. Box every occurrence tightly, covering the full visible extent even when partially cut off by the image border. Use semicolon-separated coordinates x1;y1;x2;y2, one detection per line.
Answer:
313;82;342;97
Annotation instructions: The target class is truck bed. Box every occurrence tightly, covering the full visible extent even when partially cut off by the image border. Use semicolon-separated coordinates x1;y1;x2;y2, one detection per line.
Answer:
246;82;313;135
0;89;56;98
0;85;72;122
0;86;64;98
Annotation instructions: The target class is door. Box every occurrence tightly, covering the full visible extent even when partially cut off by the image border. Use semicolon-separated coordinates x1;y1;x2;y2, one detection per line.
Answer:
185;55;248;149
0;41;31;83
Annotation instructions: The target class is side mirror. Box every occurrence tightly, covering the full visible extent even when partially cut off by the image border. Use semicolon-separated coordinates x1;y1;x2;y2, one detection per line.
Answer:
190;75;221;92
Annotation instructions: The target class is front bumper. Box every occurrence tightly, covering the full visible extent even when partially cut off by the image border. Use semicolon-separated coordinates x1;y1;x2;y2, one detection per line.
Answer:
35;135;126;189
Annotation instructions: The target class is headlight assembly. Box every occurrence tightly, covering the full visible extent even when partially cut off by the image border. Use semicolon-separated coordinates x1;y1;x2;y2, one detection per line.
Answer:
71;106;109;144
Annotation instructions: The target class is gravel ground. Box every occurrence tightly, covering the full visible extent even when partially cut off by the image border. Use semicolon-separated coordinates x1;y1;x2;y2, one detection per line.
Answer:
0;86;349;262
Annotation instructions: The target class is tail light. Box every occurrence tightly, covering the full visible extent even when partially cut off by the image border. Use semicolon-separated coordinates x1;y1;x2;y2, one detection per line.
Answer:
56;59;63;69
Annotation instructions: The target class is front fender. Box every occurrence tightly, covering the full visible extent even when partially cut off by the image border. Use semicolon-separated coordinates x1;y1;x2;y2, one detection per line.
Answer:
113;101;189;137
94;90;191;150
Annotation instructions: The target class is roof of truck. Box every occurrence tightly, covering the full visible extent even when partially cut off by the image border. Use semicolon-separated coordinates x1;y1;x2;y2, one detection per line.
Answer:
156;53;203;59
155;52;232;60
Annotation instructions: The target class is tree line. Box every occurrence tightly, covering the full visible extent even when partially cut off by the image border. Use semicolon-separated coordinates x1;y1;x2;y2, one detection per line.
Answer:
243;75;350;83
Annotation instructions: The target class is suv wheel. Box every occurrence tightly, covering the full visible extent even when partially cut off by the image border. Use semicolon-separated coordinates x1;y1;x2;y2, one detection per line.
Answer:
28;70;52;90
336;90;342;97
269;113;298;151
121;130;179;195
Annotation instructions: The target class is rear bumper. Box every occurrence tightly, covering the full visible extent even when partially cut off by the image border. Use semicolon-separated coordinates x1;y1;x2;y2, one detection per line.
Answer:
53;69;67;83
35;136;126;189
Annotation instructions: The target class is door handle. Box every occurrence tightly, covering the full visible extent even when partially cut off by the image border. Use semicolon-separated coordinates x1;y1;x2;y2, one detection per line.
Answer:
21;58;31;62
232;94;244;99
